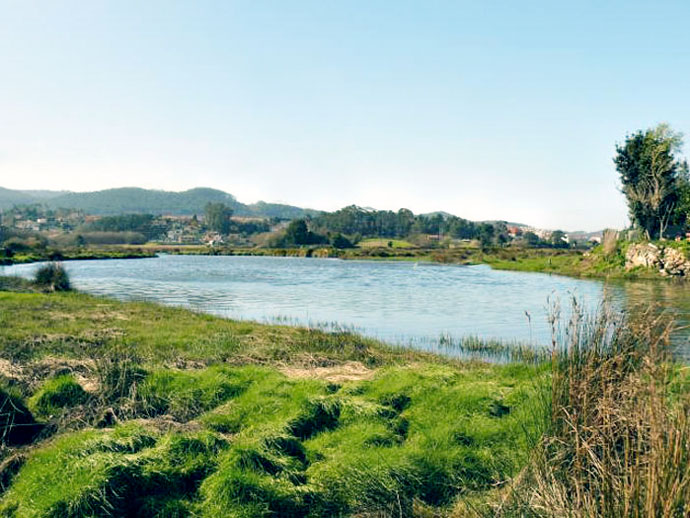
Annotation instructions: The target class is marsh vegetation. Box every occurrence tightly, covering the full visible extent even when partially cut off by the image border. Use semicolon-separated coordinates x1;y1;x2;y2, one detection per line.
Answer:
0;281;687;517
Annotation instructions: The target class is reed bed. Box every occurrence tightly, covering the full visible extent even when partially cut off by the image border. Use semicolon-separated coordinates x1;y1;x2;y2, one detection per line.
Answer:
475;301;690;518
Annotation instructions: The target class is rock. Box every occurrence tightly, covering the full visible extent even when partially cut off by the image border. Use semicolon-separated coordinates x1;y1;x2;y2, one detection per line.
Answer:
661;247;690;276
625;243;690;276
625;243;662;270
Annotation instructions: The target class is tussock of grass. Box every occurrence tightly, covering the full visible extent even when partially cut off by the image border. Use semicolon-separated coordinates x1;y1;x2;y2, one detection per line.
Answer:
28;374;88;418
32;263;71;292
135;366;252;421
0;424;228;517
1;363;540;517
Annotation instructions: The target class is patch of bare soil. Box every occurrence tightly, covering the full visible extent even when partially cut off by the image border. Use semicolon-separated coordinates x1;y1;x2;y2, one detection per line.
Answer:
280;361;375;383
0;359;23;383
130;416;204;434
29;357;99;393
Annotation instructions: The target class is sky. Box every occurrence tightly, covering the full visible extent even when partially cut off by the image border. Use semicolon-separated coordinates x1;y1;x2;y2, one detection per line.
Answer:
2;1;690;231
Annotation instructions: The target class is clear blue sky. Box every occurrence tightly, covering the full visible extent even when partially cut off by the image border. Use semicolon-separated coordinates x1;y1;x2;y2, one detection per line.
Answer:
2;1;690;230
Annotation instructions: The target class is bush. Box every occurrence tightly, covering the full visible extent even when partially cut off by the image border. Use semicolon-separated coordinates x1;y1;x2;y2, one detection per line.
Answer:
330;233;353;249
33;262;71;291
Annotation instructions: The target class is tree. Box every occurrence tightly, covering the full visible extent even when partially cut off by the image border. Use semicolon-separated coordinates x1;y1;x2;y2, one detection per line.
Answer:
282;219;327;246
331;233;353;249
523;231;541;247
204;203;233;234
284;219;309;245
478;223;495;247
614;124;688;239
550;230;568;248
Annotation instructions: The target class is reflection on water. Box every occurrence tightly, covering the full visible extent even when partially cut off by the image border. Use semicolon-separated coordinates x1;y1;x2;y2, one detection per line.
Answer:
603;279;690;358
4;255;689;356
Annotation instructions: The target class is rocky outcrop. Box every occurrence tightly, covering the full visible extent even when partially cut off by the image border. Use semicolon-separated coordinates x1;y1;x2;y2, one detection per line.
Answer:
660;247;690;276
625;243;690;276
625;243;661;269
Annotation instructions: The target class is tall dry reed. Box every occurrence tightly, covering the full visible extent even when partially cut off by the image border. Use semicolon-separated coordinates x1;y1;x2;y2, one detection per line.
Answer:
601;229;620;257
486;301;690;517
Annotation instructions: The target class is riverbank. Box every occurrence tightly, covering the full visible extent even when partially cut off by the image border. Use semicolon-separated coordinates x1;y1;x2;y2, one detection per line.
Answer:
0;246;156;266
4;241;680;283
0;286;688;516
100;243;670;280
0;289;543;517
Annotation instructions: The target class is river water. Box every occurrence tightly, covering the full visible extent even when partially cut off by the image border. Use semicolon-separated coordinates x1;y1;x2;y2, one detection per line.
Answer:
4;255;689;355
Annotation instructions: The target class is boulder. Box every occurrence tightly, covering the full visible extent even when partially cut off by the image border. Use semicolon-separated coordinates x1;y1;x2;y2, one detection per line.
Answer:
625;243;661;270
661;247;690;276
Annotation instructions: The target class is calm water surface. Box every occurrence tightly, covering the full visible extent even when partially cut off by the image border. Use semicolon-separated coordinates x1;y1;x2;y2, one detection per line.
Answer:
5;255;690;354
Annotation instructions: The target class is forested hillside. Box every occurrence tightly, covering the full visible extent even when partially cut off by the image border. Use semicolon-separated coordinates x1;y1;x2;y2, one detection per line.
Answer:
0;187;319;218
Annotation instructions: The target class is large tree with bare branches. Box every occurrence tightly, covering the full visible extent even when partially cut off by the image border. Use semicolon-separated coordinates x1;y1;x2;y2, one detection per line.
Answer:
614;124;688;239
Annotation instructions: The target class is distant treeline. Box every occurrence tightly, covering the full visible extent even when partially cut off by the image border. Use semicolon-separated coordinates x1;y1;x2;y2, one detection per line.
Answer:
309;205;503;244
79;213;271;241
82;214;163;240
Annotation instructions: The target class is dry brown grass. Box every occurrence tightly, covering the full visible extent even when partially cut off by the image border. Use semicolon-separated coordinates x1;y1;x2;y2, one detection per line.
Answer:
279;360;374;382
601;228;620;256
475;304;690;518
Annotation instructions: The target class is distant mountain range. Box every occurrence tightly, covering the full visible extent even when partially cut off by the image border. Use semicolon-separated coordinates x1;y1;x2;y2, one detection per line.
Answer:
0;187;321;219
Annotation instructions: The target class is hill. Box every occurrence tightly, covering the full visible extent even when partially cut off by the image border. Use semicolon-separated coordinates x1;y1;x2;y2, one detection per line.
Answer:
0;187;320;219
0;187;46;208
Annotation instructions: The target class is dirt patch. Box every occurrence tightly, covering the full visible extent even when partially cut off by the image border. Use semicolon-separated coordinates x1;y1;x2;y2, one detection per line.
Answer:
280;361;374;383
31;357;99;393
48;311;77;321
131;416;204;434
0;359;23;382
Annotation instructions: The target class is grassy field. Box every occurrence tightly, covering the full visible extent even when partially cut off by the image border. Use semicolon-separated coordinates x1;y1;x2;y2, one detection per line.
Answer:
0;289;546;517
357;238;417;249
1;274;689;516
1;247;155;266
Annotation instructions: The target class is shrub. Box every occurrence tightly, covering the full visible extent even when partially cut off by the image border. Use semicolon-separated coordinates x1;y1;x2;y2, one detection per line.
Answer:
33;262;71;291
95;349;148;407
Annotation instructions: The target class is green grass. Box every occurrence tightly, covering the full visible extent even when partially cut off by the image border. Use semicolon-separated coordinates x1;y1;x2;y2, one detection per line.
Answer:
28;374;88;418
0;288;549;517
357;238;417;249
0;364;543;517
135;366;253;420
0;291;415;367
1;247;155;266
0;423;228;517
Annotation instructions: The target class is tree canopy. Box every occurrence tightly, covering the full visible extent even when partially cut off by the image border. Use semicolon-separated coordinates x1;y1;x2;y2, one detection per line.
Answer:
614;124;689;239
204;203;234;234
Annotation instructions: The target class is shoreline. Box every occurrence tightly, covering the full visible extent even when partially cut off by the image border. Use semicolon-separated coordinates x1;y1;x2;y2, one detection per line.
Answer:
1;243;678;281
